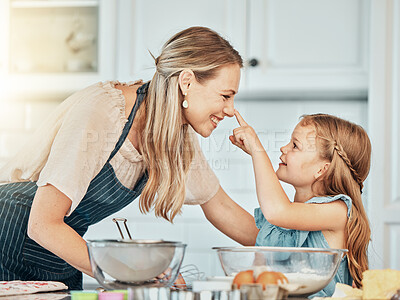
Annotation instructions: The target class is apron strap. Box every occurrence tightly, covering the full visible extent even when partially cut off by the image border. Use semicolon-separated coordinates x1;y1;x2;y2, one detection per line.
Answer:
107;81;149;162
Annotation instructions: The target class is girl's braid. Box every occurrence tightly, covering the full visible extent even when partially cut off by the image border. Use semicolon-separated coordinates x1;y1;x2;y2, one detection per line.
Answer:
334;143;364;193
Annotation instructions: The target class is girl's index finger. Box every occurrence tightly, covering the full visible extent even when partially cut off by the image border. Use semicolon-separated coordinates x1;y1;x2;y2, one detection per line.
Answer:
234;109;248;127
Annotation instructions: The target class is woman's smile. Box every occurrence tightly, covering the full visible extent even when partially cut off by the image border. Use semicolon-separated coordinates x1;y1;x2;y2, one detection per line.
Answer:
210;115;223;127
182;63;240;137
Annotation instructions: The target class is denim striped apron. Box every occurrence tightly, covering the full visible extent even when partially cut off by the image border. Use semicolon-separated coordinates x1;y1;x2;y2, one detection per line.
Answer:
0;82;149;290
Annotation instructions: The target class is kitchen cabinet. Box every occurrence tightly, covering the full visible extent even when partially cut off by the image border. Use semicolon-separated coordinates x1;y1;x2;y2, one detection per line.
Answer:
0;1;8;79
118;0;369;97
1;0;117;100
115;0;246;86
2;0;370;99
245;0;370;96
368;0;400;270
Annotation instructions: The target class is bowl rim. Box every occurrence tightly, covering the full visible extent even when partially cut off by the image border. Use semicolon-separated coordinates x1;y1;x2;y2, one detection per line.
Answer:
87;239;186;247
212;246;348;254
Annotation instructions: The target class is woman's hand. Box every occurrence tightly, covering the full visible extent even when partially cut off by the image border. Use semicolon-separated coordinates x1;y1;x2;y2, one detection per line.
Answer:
28;184;93;276
229;110;264;156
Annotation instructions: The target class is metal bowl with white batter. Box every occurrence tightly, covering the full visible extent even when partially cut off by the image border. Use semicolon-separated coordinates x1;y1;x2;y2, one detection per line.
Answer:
87;239;186;289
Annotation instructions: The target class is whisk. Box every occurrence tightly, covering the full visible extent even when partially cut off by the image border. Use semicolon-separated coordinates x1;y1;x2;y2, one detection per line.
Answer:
173;264;205;290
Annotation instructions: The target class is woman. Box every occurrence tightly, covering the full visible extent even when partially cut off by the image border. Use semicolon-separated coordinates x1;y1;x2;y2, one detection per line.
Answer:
0;27;259;289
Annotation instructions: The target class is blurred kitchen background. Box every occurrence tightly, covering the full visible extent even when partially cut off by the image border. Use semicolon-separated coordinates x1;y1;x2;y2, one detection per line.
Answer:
0;0;398;288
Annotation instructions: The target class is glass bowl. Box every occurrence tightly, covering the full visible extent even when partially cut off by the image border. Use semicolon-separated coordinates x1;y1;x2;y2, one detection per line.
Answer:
87;239;186;289
213;246;347;296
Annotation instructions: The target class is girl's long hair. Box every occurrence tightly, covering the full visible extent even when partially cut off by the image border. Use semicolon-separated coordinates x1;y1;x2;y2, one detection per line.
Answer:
138;27;243;222
301;114;371;288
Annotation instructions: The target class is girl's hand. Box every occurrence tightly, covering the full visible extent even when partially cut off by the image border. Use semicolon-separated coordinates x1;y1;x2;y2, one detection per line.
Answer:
229;109;264;156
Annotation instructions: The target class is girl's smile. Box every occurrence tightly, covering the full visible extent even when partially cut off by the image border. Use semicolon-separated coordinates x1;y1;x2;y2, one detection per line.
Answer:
276;124;329;192
278;157;287;166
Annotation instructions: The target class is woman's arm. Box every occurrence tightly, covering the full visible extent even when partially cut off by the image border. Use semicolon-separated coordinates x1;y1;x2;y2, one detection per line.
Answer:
201;185;259;246
28;184;93;276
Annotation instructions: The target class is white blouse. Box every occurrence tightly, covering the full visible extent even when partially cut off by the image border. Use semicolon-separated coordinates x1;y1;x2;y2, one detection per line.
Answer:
0;81;220;216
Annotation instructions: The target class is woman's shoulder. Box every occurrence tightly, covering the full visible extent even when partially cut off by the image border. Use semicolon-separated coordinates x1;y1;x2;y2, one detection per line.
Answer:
306;194;352;217
66;80;142;107
60;80;143;128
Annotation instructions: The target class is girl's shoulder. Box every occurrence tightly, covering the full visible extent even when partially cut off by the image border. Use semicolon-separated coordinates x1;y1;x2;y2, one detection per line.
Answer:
306;194;352;217
254;207;309;247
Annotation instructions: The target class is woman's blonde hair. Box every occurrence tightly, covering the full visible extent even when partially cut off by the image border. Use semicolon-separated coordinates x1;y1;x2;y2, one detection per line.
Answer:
300;114;371;288
138;27;243;222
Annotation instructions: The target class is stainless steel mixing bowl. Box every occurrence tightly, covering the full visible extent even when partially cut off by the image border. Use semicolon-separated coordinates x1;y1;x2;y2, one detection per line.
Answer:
213;246;347;296
87;239;186;289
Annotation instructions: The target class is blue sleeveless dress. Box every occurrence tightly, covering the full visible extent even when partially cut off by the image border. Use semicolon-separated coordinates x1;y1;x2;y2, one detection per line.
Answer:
254;194;353;297
0;82;149;290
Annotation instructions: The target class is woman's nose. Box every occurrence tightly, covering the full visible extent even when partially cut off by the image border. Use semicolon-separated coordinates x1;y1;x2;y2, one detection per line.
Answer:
280;144;288;154
223;100;235;117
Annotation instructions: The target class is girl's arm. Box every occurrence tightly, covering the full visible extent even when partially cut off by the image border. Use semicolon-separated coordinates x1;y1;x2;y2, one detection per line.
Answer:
28;184;93;276
230;110;348;232
201;185;259;246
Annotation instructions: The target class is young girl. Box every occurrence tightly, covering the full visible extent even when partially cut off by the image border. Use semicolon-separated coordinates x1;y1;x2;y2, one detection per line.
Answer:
230;111;371;297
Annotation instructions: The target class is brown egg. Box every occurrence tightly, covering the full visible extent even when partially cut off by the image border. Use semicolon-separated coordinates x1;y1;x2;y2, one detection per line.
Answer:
232;270;255;288
255;271;288;290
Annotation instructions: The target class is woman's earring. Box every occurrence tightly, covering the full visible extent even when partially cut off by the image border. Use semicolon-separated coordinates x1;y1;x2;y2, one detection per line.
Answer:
182;93;189;109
